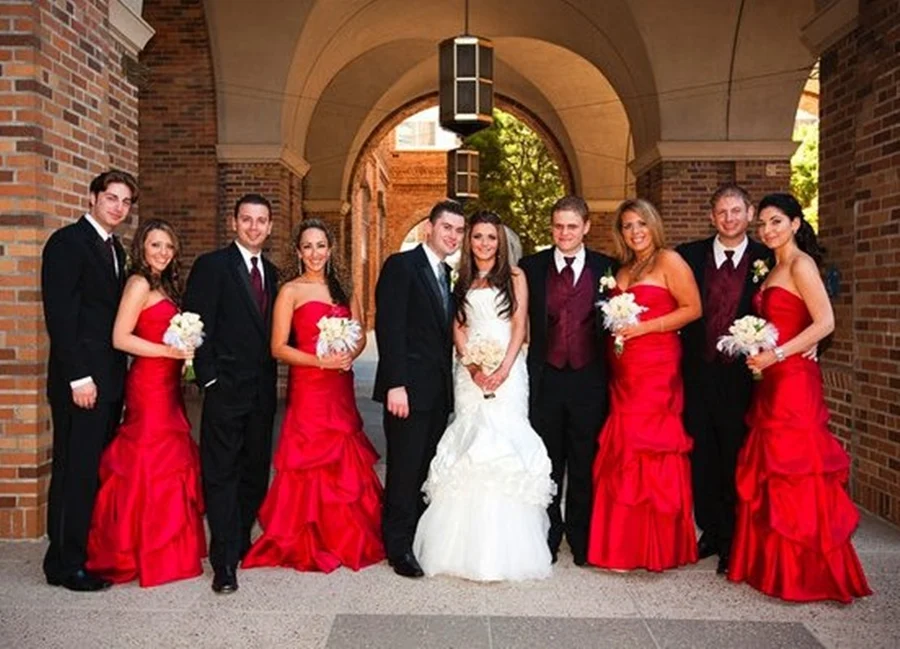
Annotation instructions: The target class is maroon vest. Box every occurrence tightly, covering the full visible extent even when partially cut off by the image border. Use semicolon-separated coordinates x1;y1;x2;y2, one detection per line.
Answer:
546;263;598;370
703;249;748;362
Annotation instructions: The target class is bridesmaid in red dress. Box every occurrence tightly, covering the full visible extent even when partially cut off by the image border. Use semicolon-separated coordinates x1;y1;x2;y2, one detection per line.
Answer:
87;219;206;587
587;199;701;571
242;219;385;572
729;193;871;603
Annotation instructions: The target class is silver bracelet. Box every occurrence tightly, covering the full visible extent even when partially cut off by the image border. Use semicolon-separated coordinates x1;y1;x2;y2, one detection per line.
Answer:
774;346;785;363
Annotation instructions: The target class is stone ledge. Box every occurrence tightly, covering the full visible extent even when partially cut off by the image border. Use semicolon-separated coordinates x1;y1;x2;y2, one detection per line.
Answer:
630;140;799;177
109;0;155;56
216;144;311;179
800;0;860;55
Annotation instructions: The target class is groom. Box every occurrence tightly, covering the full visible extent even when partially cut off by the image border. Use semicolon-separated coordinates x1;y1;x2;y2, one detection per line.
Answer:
520;195;616;565
374;199;466;578
184;193;278;594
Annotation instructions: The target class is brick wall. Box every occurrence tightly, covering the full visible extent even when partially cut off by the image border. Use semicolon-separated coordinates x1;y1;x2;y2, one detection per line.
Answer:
0;0;140;538
636;159;792;248
819;0;900;524
139;0;217;267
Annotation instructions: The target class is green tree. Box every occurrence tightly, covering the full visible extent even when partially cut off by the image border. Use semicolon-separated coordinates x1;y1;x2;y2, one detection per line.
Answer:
791;121;819;232
464;110;565;254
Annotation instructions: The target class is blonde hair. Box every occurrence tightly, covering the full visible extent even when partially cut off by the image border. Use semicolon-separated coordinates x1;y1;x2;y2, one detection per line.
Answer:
612;198;667;280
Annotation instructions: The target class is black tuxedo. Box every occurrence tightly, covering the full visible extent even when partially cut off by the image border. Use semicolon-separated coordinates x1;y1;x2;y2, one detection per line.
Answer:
519;247;616;560
184;242;278;571
41;215;127;582
373;245;454;559
676;236;773;555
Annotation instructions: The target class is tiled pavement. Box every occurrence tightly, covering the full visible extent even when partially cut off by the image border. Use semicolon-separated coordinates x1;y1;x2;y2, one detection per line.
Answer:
2;337;899;648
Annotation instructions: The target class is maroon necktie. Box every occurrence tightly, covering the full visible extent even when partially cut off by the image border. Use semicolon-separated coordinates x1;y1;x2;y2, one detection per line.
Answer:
250;256;265;313
561;256;575;287
723;249;736;272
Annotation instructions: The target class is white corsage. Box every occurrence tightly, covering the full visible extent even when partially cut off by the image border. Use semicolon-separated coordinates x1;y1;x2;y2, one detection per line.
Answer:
598;268;617;294
450;268;459;291
751;259;770;284
716;315;779;380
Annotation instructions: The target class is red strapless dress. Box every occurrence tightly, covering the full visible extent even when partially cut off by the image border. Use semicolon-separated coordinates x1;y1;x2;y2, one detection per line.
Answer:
242;301;385;572
587;285;698;571
86;299;206;587
728;287;871;602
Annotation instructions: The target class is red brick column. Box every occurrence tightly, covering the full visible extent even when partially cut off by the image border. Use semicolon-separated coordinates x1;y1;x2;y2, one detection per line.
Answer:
0;1;149;538
816;0;900;524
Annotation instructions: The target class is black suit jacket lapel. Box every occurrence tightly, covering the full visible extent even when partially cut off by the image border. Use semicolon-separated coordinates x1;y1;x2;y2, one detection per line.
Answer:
78;217;120;290
414;246;448;333
533;249;552;344
227;243;266;336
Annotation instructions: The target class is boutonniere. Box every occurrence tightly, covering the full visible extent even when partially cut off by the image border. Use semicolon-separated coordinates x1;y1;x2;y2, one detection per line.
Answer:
751;259;769;284
598;268;617;294
450;268;459;291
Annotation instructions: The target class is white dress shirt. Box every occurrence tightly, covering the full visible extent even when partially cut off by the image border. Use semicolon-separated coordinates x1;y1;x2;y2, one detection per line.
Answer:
234;240;266;286
712;235;748;269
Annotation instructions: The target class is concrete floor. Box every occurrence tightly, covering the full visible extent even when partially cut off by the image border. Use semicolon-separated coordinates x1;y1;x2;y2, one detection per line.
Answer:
2;336;899;648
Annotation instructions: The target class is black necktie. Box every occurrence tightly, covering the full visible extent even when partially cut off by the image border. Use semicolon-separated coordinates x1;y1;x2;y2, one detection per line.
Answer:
250;256;265;313
438;263;450;315
105;237;117;277
562;256;575;287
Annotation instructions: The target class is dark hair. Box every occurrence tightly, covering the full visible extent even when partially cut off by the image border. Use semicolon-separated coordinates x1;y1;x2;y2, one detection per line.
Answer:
757;193;826;267
551;195;589;221
129;218;182;303
234;193;272;219
89;169;138;202
428;199;465;224
709;183;752;210
293;218;350;306
454;210;517;325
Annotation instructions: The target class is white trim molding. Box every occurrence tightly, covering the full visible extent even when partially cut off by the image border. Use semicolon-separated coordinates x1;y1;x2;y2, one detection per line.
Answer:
630;140;799;177
109;0;155;56
216;144;311;179
302;200;352;216
801;0;860;55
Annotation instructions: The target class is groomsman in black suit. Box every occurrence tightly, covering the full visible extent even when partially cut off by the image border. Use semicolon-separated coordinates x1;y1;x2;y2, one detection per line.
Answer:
184;194;278;594
677;184;773;575
374;199;466;578
41;170;135;591
519;195;616;565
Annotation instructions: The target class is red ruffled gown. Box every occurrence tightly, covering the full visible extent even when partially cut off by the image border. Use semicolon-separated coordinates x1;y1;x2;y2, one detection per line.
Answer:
728;287;871;602
86;299;206;587
242;301;385;572
587;285;698;571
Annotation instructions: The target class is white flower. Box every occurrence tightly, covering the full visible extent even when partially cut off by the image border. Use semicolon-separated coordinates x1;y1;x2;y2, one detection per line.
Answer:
598;292;648;356
751;259;770;284
450;268;459;291
163;311;205;350
315;316;362;358
460;333;505;372
716;315;779;378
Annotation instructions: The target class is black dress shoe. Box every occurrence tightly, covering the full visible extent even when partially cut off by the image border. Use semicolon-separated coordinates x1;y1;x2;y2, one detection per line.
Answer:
48;569;112;592
697;535;719;560
716;553;730;575
212;566;238;594
389;552;424;578
550;551;559;565
572;552;587;567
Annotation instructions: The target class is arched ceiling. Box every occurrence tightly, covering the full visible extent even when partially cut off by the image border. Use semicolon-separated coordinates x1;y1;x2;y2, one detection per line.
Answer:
204;0;818;201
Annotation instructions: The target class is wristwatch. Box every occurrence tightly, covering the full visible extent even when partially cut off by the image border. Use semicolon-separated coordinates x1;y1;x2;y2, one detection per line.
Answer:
773;346;785;363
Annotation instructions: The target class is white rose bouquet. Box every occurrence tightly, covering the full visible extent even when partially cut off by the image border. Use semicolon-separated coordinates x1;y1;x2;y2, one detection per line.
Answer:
716;315;780;380
460;333;505;399
163;311;205;381
315;316;362;359
598;292;649;356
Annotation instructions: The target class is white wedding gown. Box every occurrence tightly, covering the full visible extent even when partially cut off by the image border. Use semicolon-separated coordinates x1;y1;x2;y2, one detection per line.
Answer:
413;287;555;581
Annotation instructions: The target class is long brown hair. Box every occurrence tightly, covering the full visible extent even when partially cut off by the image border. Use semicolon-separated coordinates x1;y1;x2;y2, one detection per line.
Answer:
129;218;182;303
454;210;517;325
289;218;351;306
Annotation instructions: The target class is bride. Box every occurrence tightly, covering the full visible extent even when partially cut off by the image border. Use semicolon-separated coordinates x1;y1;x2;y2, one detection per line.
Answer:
413;210;555;581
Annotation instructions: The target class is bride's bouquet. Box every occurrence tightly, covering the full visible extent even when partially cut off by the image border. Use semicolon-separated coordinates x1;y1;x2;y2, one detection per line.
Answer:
163;311;205;381
315;316;362;359
460;333;505;399
716;315;780;380
598;292;648;356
